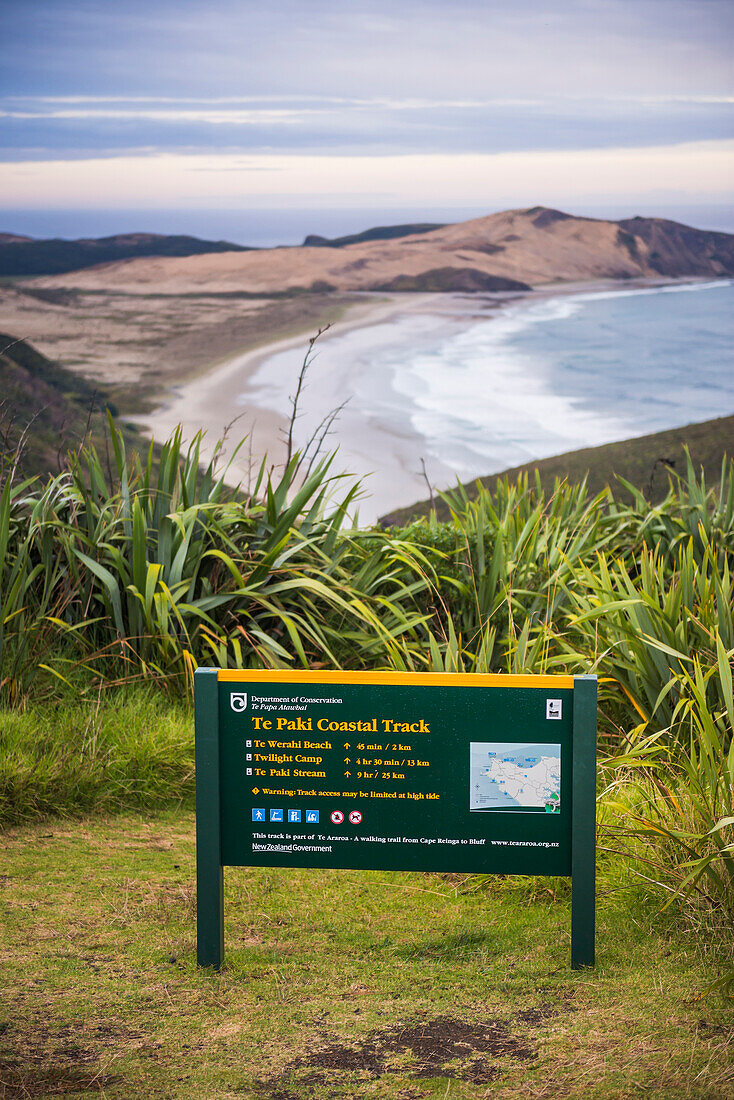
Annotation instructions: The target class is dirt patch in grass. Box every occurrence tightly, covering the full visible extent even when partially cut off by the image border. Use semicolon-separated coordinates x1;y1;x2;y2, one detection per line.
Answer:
0;1020;132;1097
261;1005;571;1095
0;1061;115;1098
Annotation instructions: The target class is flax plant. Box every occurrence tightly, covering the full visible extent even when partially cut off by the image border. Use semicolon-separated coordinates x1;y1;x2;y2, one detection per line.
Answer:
557;536;733;745
0;472;79;704
605;645;734;923
620;452;734;566
1;419;433;702
395;473;626;675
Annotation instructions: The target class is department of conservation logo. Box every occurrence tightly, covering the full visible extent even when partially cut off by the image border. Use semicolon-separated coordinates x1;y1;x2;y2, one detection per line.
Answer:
230;691;248;712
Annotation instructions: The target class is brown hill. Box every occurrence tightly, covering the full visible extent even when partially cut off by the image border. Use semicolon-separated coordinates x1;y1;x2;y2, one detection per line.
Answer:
29;207;734;295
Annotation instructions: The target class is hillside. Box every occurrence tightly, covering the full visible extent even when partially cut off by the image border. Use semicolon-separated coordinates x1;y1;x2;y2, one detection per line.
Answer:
28;207;734;294
303;222;446;247
0;231;250;278
0;333;140;476
380;414;734;525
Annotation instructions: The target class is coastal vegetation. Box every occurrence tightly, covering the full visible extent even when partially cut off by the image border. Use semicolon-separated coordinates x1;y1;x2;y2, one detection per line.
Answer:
0;331;142;477
1;416;732;1096
1;419;732;928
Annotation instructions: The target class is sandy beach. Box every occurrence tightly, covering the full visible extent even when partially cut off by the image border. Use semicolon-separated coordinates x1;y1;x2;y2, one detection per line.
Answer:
132;277;691;521
132;276;732;524
133;290;509;516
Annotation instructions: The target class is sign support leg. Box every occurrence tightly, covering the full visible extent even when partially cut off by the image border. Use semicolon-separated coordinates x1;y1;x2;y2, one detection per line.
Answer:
195;667;224;969
571;674;597;968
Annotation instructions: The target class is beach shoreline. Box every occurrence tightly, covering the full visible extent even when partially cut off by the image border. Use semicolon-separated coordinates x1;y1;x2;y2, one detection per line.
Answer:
132;289;505;498
132;276;729;523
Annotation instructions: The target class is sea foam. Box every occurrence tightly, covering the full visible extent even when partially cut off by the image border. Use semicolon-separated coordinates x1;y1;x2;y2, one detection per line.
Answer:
243;280;734;520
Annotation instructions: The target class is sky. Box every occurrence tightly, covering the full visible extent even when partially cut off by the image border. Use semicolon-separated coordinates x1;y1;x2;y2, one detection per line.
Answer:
0;0;732;243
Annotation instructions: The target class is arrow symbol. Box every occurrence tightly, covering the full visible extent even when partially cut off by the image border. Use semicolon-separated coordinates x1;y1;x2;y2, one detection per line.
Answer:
344;770;352;777
343;742;351;749
343;756;351;764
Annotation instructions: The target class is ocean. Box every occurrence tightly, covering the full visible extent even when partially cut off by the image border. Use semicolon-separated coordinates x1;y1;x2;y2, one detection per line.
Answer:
245;279;734;520
391;279;734;477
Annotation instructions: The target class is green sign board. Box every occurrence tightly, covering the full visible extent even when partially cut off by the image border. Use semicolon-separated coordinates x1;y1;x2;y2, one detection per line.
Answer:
195;669;596;970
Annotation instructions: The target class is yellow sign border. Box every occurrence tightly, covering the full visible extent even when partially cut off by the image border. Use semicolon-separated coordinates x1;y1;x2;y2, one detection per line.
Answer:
218;670;575;689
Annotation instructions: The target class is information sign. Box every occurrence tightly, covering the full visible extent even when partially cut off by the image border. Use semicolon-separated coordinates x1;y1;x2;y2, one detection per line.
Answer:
195;669;596;971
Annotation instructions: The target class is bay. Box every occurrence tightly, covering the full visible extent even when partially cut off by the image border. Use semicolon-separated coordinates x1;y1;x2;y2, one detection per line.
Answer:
245;279;734;521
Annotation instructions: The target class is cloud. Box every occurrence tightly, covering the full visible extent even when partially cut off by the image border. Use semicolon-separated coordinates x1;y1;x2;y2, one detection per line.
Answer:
2;1;732;102
0;140;730;210
0;2;730;211
1;93;731;162
0;107;314;125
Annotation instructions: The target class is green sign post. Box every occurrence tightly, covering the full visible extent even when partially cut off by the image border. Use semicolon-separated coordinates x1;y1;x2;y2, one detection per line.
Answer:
195;669;597;970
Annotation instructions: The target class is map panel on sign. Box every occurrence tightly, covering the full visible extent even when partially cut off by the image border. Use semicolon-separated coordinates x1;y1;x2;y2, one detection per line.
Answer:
470;742;561;812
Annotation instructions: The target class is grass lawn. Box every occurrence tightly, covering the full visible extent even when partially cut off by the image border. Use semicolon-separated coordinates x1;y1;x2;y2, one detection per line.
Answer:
1;811;732;1099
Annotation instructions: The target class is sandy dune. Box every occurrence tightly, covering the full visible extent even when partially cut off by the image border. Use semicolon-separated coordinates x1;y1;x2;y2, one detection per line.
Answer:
30;207;734;296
